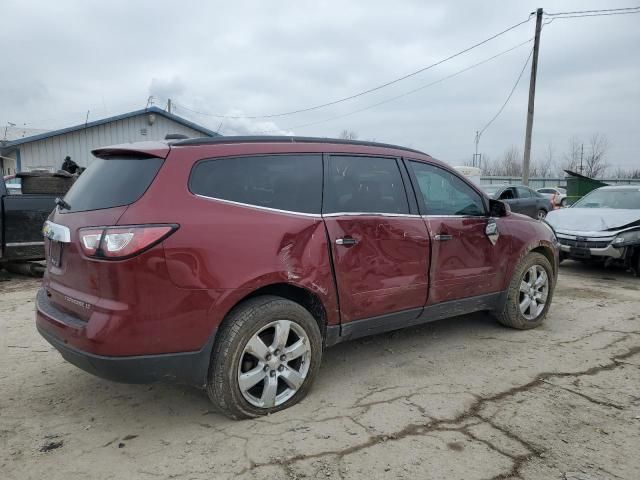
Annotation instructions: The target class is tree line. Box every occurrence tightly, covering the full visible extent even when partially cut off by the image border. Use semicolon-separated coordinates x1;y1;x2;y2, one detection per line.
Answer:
480;134;639;179
337;130;638;180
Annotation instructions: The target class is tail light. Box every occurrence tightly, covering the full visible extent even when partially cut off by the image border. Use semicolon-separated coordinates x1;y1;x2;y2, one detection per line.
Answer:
79;224;177;259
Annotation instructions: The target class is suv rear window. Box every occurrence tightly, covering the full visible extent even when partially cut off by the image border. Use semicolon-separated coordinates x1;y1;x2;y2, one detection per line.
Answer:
62;156;163;213
189;154;322;214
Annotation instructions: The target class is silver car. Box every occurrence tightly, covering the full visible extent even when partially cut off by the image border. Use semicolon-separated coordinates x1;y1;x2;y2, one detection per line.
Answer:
537;187;567;207
545;185;640;274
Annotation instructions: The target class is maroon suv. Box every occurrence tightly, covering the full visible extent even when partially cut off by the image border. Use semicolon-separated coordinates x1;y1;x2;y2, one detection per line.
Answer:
37;137;559;418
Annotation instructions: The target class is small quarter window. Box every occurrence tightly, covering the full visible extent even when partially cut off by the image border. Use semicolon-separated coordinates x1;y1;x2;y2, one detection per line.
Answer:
190;154;322;214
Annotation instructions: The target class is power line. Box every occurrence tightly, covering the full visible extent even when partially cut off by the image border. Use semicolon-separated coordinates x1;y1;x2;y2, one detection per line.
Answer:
545;6;640;16
168;15;534;120
545;11;640;20
478;48;534;138
253;38;533;134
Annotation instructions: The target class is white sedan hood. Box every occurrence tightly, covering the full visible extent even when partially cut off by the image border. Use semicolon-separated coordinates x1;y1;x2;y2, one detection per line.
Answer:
546;208;640;232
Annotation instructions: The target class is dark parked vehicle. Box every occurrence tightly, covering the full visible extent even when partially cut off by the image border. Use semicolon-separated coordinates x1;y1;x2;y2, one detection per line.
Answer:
1;175;57;262
37;137;559;419
481;184;553;220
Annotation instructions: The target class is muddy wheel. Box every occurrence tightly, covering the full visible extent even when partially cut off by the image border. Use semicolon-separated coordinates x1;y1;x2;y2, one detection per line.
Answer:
207;296;322;419
494;252;555;329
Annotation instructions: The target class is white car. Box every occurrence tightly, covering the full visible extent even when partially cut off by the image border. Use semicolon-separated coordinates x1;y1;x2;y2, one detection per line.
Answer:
545;185;640;274
537;187;567;207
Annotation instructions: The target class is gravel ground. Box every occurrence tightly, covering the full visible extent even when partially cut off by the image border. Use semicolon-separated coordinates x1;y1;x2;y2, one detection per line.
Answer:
1;261;639;480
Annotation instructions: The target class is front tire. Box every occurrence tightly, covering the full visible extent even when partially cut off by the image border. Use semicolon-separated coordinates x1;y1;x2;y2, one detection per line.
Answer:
207;296;322;419
494;252;555;329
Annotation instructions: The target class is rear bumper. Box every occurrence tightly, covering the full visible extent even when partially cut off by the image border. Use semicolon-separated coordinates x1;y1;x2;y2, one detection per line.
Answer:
36;289;215;388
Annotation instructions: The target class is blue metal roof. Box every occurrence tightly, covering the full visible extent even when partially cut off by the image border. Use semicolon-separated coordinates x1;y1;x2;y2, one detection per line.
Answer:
2;106;219;147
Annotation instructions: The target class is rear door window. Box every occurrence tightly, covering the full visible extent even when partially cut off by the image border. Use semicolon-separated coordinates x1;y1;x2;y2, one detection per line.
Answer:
62;156;163;213
189;154;322;214
323;156;409;214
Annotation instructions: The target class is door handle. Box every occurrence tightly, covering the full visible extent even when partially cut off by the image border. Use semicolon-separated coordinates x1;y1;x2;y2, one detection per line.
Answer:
335;237;358;246
434;234;453;241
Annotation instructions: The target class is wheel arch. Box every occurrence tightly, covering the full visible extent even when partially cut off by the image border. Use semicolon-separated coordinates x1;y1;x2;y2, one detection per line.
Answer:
530;244;558;276
219;283;331;343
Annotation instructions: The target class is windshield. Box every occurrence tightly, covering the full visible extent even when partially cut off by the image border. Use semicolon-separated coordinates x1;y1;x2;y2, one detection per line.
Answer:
572;188;640;209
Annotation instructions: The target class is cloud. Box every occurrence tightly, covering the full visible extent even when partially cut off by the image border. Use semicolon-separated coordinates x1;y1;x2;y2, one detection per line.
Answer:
149;77;187;104
0;0;638;167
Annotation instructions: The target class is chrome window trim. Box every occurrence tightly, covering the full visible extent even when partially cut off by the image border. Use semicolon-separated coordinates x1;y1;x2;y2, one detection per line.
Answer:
322;212;422;218
421;214;487;219
6;241;45;247
193;195;425;219
193;194;322;218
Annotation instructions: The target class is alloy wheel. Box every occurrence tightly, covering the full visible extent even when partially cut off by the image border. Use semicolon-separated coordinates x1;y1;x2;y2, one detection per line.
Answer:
518;265;549;321
237;320;311;408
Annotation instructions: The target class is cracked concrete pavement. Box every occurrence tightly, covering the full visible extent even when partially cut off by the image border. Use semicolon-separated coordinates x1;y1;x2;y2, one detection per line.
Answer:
1;261;639;479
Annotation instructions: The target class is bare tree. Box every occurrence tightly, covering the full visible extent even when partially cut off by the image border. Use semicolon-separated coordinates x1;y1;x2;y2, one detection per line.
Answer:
531;142;556;178
562;136;582;173
612;166;640;179
338;130;358;140
583;133;609;178
502;146;523;177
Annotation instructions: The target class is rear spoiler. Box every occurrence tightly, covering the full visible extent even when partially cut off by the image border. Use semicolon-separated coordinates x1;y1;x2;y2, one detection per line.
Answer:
92;141;170;159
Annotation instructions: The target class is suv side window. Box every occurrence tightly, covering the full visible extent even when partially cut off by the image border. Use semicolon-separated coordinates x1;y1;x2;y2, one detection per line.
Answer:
516;186;532;198
409;161;485;216
323;156;409;214
189;154;322;214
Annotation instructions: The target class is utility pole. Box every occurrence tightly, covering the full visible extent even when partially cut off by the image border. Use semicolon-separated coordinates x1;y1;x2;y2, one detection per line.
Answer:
473;131;481;168
522;7;543;186
579;143;584;174
167;98;172;114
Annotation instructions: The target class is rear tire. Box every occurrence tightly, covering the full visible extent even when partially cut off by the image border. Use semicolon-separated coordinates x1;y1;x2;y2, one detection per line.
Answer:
207;296;322;419
536;209;547;220
494;252;555;330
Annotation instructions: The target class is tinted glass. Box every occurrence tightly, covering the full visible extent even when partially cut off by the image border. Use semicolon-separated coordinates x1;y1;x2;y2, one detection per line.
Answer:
410;161;485;216
324;156;409;214
516;186;531;198
538;188;553;194
190;154;322;214
63;157;163;213
499;188;515;200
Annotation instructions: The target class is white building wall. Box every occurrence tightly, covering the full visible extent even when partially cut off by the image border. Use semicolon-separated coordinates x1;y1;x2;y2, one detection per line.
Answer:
17;113;208;171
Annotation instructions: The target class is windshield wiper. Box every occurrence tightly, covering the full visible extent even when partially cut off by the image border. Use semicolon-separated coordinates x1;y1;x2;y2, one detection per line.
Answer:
55;197;71;211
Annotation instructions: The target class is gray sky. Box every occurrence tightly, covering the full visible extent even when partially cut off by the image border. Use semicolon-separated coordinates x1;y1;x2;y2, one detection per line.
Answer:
2;0;639;169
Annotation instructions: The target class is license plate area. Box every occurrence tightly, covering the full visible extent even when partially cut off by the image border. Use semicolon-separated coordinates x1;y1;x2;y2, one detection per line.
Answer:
49;240;63;267
570;246;591;259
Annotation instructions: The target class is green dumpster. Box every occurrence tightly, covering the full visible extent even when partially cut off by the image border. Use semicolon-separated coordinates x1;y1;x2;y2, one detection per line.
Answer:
564;170;608;205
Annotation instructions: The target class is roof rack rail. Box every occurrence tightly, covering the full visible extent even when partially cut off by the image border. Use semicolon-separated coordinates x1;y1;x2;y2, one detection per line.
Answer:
171;135;428;156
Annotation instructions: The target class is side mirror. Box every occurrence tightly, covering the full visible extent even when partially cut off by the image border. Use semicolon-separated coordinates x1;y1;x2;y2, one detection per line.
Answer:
489;199;509;217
